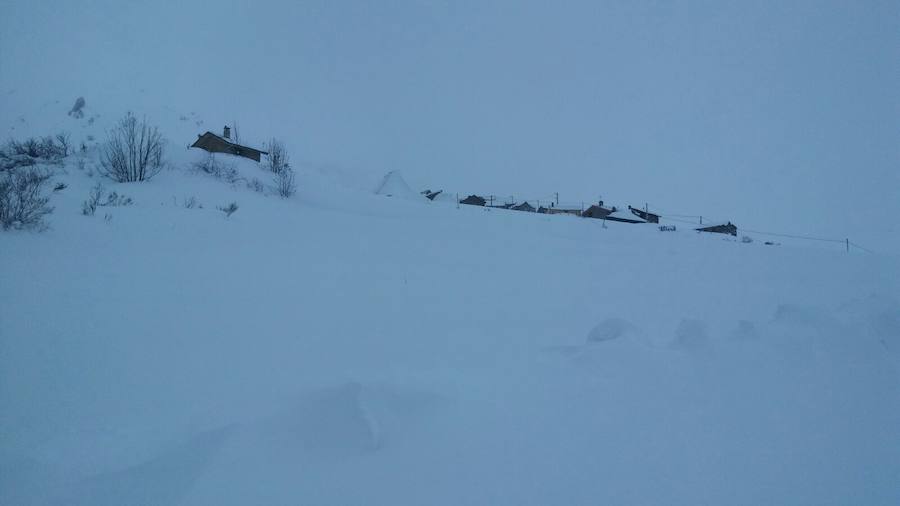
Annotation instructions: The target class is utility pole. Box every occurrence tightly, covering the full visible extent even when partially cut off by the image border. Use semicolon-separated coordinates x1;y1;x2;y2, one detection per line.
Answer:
456;193;459;209
846;238;850;253
555;192;559;206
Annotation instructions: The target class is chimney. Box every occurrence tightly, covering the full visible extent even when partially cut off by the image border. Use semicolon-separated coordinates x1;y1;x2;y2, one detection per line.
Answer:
223;125;231;140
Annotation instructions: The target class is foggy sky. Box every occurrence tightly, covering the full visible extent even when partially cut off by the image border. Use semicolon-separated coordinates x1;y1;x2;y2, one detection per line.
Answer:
2;0;898;252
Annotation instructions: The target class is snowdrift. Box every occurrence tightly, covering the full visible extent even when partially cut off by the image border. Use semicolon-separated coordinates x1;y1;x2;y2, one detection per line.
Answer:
1;133;898;506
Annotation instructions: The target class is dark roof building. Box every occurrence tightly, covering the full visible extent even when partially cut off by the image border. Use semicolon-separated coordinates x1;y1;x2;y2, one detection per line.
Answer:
460;195;487;206
191;126;268;162
583;202;615;219
510;201;536;212
696;222;738;236
603;210;646;224
537;205;582;216
422;189;443;201
629;206;660;223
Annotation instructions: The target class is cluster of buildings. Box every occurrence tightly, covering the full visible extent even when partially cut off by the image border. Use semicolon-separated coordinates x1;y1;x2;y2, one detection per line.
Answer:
454;194;738;236
187;128;740;238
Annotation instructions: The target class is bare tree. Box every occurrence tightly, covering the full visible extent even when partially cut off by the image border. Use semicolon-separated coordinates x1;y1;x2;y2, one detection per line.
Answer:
264;137;295;197
264;138;289;173
55;132;70;157
99;113;165;182
274;166;296;198
0;168;54;230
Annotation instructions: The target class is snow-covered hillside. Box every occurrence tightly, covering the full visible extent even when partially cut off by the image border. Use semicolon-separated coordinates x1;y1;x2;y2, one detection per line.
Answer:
1;116;899;505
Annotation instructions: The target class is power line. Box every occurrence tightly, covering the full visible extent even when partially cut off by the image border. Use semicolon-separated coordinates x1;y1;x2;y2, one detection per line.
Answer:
850;242;876;254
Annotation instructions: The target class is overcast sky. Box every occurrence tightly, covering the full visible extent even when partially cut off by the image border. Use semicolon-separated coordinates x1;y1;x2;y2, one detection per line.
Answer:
2;0;898;252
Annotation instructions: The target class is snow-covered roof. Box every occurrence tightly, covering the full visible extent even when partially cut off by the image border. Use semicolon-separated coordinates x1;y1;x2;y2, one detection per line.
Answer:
605;209;646;223
196;131;268;153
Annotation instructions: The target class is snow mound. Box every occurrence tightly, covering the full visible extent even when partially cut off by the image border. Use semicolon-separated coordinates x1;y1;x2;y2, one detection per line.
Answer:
270;382;382;454
586;318;638;343
374;170;420;199
670;319;709;350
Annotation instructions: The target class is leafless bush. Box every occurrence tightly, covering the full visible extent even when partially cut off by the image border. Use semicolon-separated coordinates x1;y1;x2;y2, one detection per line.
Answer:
246;177;265;193
0;134;68;170
274;166;296;198
264;138;289;173
193;152;240;183
82;183;133;216
218;202;239;218
55;132;70;157
0;151;35;171
100;113;165;182
263;138;295;197
0;168;54;230
183;196;200;209
81;184;103;216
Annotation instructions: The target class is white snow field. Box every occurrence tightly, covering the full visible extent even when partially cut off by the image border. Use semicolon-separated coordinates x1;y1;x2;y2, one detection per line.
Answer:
1;120;898;505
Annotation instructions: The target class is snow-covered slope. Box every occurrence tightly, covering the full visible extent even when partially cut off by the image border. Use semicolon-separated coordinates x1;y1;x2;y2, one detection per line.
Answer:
1;139;898;505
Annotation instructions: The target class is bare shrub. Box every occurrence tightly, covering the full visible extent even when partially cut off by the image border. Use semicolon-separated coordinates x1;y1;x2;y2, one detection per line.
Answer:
182;196;200;209
82;183;132;216
247;177;265;193
81;184;103;216
0;168;54;230
0;135;68;170
263;138;295;197
0;151;35;171
264;138;289;173
218;202;239;218
55;132;70;157
274;166;296;198
193;152;240;183
100;113;165;182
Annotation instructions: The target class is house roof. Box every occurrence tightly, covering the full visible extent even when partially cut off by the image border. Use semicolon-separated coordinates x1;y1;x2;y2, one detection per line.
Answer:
697;222;734;229
195;132;268;154
604;209;646;223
